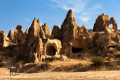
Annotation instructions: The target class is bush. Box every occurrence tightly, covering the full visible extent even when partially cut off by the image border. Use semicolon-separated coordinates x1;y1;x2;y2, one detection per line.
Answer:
91;56;104;66
49;56;58;61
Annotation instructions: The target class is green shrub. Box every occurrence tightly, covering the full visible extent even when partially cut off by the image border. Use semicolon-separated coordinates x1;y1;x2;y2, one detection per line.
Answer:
49;56;58;61
91;56;104;66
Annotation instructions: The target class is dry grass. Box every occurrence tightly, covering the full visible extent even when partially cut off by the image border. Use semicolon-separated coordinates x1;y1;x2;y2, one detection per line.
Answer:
21;63;51;73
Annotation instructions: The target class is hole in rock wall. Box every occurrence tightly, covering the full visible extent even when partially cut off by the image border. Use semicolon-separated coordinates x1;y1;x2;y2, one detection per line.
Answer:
46;45;56;56
72;47;83;53
109;24;112;28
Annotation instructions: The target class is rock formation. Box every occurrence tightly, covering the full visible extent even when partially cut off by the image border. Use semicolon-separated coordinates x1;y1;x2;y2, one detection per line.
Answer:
0;30;6;47
1;9;120;63
44;39;62;56
93;14;110;31
51;25;61;40
23;28;29;42
14;25;23;44
7;30;14;41
42;23;51;38
61;9;77;42
28;18;41;37
0;30;14;47
93;13;118;32
110;17;118;31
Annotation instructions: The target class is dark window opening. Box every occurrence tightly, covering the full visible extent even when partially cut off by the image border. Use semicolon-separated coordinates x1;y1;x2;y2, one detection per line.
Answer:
47;46;56;56
72;47;83;53
108;45;118;48
18;40;21;44
31;43;34;46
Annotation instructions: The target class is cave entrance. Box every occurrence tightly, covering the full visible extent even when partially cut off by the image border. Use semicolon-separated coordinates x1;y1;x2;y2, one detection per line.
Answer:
72;47;83;53
46;45;56;56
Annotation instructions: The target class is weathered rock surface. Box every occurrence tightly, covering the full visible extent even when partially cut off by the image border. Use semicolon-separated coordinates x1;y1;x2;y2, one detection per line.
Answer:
7;30;14;41
44;39;62;56
61;9;77;42
110;17;118;31
42;23;51;38
93;14;110;31
28;18;41;37
93;13;118;32
1;9;120;63
0;30;15;47
23;28;29;41
51;25;61;40
14;25;23;44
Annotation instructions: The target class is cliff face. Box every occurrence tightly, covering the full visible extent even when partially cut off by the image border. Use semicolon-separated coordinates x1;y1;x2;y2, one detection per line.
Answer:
1;9;120;63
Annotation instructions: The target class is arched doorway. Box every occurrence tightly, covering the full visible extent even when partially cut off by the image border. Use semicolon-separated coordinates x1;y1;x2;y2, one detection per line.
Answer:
46;45;57;56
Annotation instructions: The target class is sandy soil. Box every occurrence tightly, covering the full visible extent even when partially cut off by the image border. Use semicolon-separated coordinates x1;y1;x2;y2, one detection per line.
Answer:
0;68;120;80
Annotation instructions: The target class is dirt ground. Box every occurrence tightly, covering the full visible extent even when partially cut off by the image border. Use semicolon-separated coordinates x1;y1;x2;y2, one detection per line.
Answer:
0;68;120;80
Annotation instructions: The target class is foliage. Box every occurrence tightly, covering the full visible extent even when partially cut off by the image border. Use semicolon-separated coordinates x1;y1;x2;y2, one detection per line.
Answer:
91;56;104;66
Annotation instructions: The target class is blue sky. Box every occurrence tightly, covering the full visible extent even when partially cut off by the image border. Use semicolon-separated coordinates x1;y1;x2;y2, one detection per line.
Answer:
0;0;120;35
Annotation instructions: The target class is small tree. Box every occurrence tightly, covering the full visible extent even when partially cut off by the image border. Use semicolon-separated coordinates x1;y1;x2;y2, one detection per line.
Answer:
91;56;104;66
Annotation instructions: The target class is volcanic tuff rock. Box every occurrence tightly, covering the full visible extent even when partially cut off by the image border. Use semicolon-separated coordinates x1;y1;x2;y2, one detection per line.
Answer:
61;9;77;42
1;9;120;63
93;13;118;32
0;30;15;47
23;28;29;43
42;23;51;38
7;30;14;41
28;18;41;37
0;30;6;47
93;14;110;31
110;17;118;31
51;25;61;40
14;25;23;44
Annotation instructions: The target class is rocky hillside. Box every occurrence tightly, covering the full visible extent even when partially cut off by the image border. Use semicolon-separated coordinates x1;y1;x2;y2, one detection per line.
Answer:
0;9;120;64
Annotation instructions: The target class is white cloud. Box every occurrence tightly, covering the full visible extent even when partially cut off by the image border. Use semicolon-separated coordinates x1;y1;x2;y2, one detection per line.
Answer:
77;16;90;22
25;18;30;22
50;0;102;23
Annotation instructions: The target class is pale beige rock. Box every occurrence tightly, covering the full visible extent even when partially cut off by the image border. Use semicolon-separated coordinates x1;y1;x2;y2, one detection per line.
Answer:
110;17;118;31
0;30;15;47
7;30;14;41
33;52;39;64
51;25;61;40
61;9;77;42
14;25;23;44
42;23;51;38
28;18;41;37
59;55;68;61
93;14;118;32
44;39;62;56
